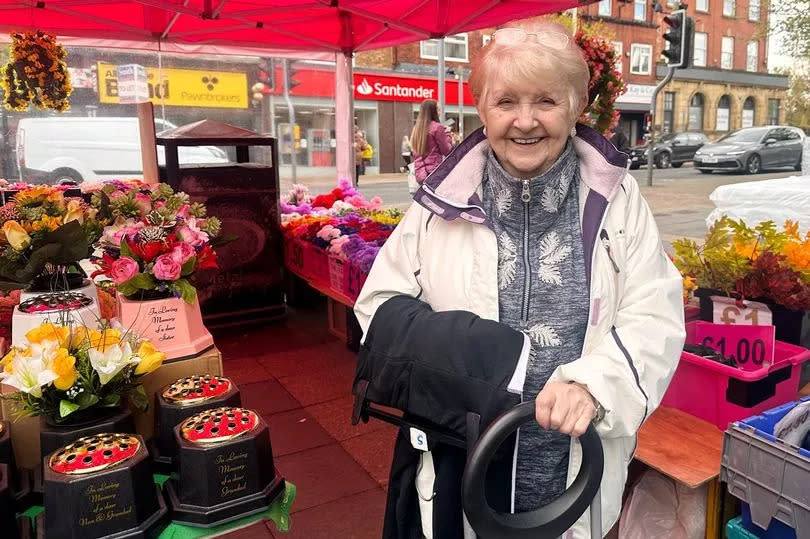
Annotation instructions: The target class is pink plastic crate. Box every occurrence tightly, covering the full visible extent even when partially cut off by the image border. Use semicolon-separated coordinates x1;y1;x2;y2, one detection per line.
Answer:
661;321;810;430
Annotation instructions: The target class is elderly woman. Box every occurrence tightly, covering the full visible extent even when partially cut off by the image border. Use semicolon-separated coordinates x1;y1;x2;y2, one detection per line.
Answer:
355;21;684;538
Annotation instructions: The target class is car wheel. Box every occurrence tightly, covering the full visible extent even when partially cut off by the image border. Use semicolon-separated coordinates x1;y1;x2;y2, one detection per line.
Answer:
672;162;683;168
746;154;761;174
655;152;671;169
51;168;83;184
699;169;713;174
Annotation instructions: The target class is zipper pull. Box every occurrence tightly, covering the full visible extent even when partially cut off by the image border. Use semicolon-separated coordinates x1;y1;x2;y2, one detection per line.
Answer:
600;230;620;273
521;179;531;202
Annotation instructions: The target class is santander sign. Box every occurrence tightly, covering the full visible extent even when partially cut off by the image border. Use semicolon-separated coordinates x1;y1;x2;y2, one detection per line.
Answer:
353;74;436;102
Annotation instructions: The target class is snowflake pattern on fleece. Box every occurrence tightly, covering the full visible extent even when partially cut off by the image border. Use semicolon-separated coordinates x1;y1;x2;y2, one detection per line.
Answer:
482;141;590;512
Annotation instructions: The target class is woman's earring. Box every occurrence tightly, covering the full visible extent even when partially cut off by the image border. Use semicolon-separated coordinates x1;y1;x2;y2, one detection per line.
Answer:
570;126;577;137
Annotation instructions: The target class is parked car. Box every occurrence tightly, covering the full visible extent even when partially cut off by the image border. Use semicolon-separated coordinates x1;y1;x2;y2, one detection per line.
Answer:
693;126;804;174
627;132;708;169
16;117;229;184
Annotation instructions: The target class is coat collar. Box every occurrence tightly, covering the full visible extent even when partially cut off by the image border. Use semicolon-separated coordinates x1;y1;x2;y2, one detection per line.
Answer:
413;123;629;226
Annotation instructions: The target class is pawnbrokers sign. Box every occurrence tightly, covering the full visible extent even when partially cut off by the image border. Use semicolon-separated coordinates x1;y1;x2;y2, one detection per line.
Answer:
97;62;248;109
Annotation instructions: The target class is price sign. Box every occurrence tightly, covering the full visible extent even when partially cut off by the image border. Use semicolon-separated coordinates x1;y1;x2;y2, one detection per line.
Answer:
711;296;772;326
694;321;776;371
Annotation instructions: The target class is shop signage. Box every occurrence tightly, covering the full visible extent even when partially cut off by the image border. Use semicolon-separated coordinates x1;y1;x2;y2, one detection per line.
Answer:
354;75;437;102
97;62;248;109
116;64;149;104
616;84;656;105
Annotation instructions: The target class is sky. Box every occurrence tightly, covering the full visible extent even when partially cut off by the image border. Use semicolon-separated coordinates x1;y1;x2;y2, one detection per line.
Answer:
768;0;794;72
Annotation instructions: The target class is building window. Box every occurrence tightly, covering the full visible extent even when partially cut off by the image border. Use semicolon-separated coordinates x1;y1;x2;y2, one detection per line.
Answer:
716;95;731;131
721;37;734;70
742;96;756;127
688;93;705;131
599;0;611;16
693;32;708;67
696;0;709;12
723;0;735;16
613;41;623;74
634;0;646;21
767;99;781;124
630;44;652;74
747;41;758;72
749;0;760;20
663;91;676;134
420;33;469;62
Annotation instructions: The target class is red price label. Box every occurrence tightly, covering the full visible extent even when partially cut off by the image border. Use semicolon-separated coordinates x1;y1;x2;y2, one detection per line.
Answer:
694;322;776;371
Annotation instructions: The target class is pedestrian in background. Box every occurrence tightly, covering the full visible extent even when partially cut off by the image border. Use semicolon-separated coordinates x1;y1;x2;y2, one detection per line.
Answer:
354;125;369;183
410;99;453;184
401;135;412;172
610;126;630;155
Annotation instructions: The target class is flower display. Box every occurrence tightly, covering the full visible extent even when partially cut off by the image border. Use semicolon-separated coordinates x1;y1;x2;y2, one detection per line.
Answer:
576;31;626;137
1;31;72;112
0;322;165;422
91;183;221;304
673;217;810;310
0;185;103;289
280;179;384;224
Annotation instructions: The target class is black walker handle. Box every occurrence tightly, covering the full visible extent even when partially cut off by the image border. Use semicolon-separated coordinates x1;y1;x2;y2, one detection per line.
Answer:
461;401;604;539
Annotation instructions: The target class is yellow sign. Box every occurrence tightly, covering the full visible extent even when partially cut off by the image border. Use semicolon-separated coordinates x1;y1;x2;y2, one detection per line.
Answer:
97;62;248;109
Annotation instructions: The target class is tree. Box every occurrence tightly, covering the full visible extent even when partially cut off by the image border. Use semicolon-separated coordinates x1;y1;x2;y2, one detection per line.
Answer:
784;66;810;130
770;0;810;60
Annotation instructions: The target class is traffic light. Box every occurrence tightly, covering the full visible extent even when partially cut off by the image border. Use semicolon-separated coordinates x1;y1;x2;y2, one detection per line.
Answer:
283;59;301;93
662;9;694;68
258;58;275;90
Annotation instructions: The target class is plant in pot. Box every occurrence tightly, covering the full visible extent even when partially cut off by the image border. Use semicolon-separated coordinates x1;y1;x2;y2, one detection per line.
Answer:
0;321;166;462
0;186;104;295
92;183;221;359
673;217;810;345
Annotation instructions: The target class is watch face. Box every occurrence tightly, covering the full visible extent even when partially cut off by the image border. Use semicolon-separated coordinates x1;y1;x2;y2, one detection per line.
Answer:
162;375;232;405
49;433;140;475
180;407;259;445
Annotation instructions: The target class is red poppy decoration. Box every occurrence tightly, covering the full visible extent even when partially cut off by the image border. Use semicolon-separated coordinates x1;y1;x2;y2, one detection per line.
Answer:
162;375;232;405
181;407;259;444
49;433;141;475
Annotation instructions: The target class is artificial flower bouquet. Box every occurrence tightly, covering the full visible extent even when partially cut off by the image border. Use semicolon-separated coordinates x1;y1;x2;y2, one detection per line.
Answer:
673;217;810;311
92;183;220;304
0;186;103;290
280;178;383;224
0;322;165;422
1;30;73;112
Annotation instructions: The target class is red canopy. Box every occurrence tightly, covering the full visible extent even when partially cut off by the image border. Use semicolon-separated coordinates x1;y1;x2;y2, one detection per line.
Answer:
0;0;588;53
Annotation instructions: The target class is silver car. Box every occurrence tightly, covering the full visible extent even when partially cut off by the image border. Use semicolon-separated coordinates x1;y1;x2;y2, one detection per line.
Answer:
693;126;804;174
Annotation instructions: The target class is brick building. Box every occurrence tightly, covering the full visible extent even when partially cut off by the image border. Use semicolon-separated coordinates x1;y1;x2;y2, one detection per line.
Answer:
581;0;788;144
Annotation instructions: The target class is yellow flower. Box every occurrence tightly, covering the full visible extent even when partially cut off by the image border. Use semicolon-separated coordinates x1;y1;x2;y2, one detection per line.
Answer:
2;221;30;251
25;323;69;347
134;340;165;375
14;186;53;207
90;329;121;351
0;348;19;374
32;214;62;232
63;199;84;225
70;326;92;349
51;348;77;390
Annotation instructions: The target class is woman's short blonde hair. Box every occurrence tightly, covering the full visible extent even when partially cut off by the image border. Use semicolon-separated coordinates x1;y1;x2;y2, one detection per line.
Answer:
469;21;590;122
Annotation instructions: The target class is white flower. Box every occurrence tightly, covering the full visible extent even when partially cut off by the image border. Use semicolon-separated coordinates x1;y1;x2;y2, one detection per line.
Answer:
88;342;137;385
0;356;58;398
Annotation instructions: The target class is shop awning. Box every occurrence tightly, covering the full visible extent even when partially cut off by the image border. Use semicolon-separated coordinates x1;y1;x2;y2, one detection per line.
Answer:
0;0;592;53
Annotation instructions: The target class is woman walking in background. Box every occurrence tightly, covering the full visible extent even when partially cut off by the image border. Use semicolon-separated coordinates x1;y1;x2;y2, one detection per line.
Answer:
410;99;453;185
400;135;412;172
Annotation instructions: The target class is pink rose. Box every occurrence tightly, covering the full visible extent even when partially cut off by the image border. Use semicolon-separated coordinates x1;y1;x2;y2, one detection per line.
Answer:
153;254;181;281
176;204;191;220
110;257;139;284
175;224;208;247
134;193;152;214
170;243;195;264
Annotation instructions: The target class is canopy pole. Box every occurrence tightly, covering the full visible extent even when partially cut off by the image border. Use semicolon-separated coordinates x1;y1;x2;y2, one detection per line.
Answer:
335;51;354;185
438;39;445;123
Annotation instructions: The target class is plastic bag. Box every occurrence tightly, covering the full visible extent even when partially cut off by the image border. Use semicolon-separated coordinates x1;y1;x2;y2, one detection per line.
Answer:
407;162;419;195
619;469;706;539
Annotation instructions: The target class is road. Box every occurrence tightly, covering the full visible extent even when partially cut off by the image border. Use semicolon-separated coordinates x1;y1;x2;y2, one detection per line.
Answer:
281;165;801;244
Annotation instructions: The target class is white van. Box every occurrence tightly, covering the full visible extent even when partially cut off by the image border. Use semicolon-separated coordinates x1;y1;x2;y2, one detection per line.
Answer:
16;117;229;183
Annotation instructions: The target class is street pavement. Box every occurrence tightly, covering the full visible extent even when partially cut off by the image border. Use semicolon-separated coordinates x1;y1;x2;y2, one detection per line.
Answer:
280;164;801;246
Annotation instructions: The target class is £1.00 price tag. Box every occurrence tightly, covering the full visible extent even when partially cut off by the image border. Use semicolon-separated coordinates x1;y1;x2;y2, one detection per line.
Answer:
711;296;773;326
694;321;776;371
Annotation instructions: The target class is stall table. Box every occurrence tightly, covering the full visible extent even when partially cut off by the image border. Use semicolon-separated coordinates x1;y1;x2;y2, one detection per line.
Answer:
635;407;729;539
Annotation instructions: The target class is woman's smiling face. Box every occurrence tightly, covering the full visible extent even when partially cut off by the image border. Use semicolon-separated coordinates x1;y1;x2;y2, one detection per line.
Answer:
477;78;573;178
